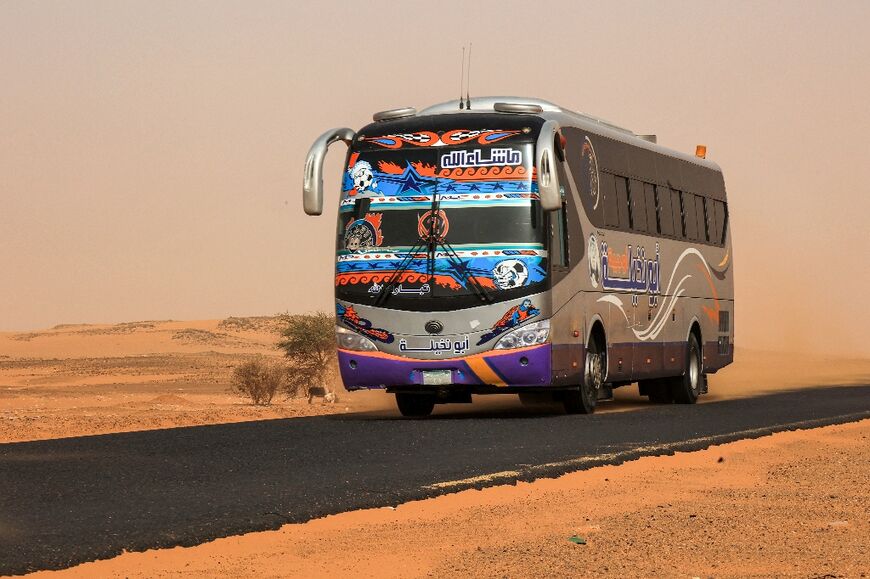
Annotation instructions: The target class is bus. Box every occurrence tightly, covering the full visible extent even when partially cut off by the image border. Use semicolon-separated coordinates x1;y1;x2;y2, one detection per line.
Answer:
303;97;733;417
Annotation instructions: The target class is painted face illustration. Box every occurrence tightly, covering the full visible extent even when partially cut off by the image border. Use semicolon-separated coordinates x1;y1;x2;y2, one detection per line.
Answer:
587;235;601;289
344;223;374;252
349;160;377;193
492;259;529;290
342;213;383;253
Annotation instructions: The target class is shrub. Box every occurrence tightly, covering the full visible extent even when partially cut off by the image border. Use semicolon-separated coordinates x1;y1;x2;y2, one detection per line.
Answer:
276;312;336;397
230;359;287;406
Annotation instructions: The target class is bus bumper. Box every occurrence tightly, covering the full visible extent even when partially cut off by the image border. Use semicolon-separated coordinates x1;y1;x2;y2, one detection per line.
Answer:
337;344;552;390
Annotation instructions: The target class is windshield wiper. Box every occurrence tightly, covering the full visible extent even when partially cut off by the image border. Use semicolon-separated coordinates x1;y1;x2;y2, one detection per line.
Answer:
372;236;427;307
436;237;493;304
373;183;495;306
426;184;493;304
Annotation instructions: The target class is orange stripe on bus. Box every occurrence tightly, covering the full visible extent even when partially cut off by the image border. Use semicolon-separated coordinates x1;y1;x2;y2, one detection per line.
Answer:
465;357;507;387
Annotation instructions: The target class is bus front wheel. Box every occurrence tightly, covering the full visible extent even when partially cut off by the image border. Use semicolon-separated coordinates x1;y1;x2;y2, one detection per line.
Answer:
669;333;703;404
563;335;605;414
395;392;436;417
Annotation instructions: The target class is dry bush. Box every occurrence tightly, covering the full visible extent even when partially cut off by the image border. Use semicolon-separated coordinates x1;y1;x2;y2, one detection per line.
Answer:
277;312;337;397
230;359;288;406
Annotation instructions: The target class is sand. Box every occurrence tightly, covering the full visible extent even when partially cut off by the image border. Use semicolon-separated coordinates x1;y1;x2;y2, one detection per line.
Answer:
0;318;355;443
4;318;869;576
2;318;869;443
24;419;869;578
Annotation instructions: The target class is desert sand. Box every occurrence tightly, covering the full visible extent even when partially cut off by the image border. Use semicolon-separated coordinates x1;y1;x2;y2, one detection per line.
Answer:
0;317;353;443
25;419;869;578
2;317;869;443
4;318;870;577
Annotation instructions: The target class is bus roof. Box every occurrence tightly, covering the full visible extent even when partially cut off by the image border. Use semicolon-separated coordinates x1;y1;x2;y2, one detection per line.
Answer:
402;96;722;173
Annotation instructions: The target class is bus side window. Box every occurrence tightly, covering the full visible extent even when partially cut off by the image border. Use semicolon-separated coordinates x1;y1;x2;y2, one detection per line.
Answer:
643;183;658;233
550;187;569;269
629;179;647;232
657;185;675;236
615;177;631;231
682;192;699;240
559;200;569;266
671;189;683;238
701;196;713;243
565;129;604;229
712;199;727;245
602;173;620;227
695;194;709;242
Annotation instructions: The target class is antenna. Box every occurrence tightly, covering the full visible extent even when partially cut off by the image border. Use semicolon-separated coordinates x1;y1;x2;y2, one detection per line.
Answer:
465;43;472;110
459;46;465;110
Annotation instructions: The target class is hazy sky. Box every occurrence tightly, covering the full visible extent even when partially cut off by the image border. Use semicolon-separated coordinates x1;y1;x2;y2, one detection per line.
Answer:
2;1;869;356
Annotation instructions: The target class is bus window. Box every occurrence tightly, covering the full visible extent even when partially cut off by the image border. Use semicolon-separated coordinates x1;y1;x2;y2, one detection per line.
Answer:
550;200;569;268
682;192;699;240
708;200;719;243
565;129;604;229
560;200;570;265
615;177;630;230
711;200;727;245
555;157;583;266
701;196;714;243
629;179;647;232
672;189;685;238
602;173;620;227
695;194;709;242
656;185;675;237
643;183;658;233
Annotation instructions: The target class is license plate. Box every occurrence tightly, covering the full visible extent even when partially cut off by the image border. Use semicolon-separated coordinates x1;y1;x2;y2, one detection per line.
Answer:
422;369;452;386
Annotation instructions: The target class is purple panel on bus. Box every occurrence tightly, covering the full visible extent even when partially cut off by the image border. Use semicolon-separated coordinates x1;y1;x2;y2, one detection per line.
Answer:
337;344;551;390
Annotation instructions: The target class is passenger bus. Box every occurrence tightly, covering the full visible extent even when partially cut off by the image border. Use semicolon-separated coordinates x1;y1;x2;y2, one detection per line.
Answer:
303;97;733;416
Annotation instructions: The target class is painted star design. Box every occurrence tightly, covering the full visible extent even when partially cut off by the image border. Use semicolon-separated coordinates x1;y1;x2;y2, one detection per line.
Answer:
396;166;430;194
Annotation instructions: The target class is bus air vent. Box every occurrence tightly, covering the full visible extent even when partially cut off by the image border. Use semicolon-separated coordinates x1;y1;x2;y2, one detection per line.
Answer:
638;134;657;143
493;102;544;114
372;107;417;122
718;311;730;333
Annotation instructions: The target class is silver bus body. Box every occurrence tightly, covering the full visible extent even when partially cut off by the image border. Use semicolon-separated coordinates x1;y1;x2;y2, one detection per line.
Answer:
304;97;733;414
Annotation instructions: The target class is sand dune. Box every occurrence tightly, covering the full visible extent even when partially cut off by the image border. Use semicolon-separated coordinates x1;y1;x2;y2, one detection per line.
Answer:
0;317;281;359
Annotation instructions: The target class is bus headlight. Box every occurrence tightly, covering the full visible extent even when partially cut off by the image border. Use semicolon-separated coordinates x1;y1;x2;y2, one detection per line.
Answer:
335;326;378;352
493;320;550;350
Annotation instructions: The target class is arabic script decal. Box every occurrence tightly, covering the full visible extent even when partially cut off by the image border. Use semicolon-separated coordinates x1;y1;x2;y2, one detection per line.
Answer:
399;336;470;356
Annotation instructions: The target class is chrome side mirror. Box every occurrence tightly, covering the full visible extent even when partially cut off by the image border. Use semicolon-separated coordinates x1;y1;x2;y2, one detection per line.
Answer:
303;127;356;216
536;120;562;211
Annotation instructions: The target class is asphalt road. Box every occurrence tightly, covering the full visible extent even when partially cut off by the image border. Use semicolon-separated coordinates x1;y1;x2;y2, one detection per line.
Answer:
1;384;868;575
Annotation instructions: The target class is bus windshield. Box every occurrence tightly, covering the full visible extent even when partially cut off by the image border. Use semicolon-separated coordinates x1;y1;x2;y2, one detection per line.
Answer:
335;136;548;311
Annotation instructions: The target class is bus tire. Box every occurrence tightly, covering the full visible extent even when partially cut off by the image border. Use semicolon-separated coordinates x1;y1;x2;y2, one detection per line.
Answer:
395;393;436;417
670;332;702;404
563;334;605;414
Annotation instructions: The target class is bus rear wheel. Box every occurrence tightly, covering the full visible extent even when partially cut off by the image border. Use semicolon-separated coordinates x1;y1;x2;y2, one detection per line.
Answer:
395;392;436;417
669;333;703;404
